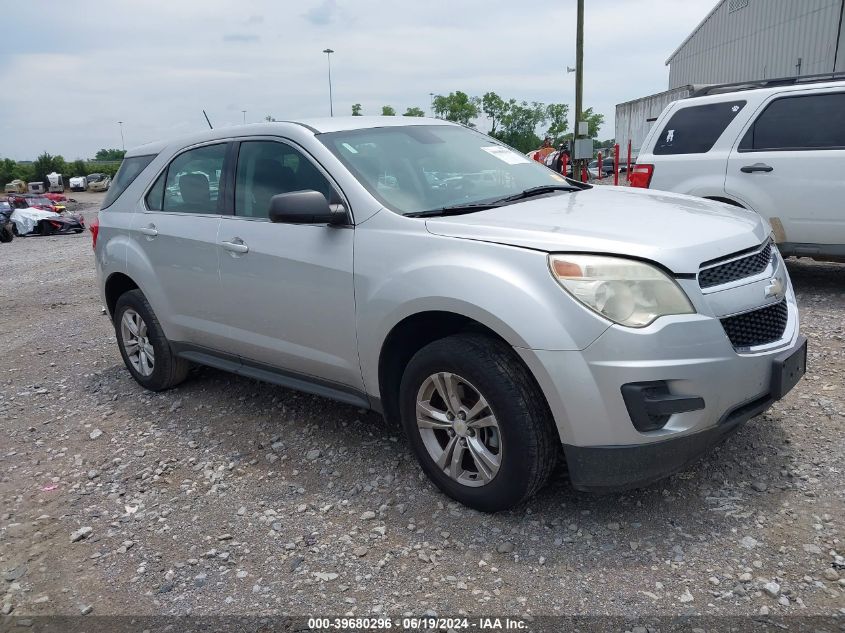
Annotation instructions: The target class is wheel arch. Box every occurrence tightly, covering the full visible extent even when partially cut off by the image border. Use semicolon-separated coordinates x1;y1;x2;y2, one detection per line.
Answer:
376;310;550;427
104;272;140;317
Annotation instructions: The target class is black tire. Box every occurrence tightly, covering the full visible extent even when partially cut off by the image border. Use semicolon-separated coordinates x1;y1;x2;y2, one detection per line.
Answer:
113;289;190;391
0;224;13;243
399;333;558;512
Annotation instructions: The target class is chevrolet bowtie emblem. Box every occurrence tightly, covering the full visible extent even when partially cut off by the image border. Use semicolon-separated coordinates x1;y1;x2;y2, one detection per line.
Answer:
764;277;785;300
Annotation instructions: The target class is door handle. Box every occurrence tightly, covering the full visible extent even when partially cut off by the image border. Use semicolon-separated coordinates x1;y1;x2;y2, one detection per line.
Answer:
740;163;774;173
138;224;158;237
221;239;249;254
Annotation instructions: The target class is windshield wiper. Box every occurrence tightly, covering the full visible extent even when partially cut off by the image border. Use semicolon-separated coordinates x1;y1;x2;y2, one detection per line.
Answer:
495;184;581;204
405;185;580;218
404;202;504;218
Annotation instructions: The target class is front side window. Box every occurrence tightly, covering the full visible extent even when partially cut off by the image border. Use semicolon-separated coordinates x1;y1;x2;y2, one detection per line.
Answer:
101;155;156;209
739;92;845;151
318;125;571;215
653;101;746;155
234;141;332;218
162;144;226;213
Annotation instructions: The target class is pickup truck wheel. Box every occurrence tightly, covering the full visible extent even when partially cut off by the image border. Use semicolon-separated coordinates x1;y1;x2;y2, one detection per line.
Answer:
114;289;190;391
399;334;558;512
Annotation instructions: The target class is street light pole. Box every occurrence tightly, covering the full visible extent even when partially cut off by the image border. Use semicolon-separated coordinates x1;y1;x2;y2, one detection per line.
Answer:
323;48;335;116
242;110;247;124
118;121;125;151
429;92;435;118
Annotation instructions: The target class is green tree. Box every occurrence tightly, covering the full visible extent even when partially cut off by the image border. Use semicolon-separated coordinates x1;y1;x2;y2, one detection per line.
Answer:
351;103;363;116
69;159;87;177
264;115;277;122
493;100;548;153
481;92;508;135
94;148;126;161
545;103;570;145
31;152;67;186
381;105;396;116
580;107;605;139
403;106;425;117
432;91;480;127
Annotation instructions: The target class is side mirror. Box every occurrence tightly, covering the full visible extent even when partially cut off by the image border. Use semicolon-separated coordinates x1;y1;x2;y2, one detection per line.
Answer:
268;190;347;225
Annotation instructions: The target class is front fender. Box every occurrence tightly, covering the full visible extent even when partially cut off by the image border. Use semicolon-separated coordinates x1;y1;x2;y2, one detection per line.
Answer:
354;212;610;397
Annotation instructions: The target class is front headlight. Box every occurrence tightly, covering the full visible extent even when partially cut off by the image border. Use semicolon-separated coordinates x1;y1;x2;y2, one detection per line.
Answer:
549;254;694;327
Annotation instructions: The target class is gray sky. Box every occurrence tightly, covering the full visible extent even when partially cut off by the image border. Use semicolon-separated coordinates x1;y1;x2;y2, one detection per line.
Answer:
1;0;715;160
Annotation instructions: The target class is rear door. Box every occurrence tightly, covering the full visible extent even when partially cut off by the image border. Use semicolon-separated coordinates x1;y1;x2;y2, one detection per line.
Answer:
131;141;230;348
645;99;748;194
215;138;361;390
725;90;845;251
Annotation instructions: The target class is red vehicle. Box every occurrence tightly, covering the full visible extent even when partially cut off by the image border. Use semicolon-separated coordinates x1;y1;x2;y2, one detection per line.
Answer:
7;193;67;214
44;192;68;203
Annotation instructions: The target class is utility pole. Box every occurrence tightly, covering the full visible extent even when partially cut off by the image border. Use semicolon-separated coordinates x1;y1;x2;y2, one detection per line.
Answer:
323;48;335;116
429;92;435;118
573;0;585;181
118;121;125;151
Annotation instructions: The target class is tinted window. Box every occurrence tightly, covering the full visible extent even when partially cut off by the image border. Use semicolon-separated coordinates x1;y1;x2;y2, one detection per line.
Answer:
163;144;226;213
101;155;155;209
739;93;845;151
145;170;165;210
234;141;332;218
654;101;746;155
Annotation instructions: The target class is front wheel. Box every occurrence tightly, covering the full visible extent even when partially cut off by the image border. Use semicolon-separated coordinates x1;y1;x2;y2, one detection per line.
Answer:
114;289;190;391
0;223;13;243
399;334;558;512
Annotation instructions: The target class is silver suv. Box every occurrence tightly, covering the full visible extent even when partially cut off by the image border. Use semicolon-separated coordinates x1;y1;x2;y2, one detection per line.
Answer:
94;118;806;511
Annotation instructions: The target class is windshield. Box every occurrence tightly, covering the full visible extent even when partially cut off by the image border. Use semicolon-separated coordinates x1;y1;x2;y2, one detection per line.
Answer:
319;125;572;215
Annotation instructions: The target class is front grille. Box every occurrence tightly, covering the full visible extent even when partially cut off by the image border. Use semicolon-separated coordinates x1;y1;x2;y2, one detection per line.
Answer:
720;299;788;349
699;242;772;289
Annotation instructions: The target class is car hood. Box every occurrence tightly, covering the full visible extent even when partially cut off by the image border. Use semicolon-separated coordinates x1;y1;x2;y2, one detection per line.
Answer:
424;186;769;274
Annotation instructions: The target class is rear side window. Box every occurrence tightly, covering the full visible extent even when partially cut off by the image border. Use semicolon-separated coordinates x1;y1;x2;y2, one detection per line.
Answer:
145;171;165;210
653;100;746;155
162;144;227;214
101;155;156;209
739;93;845;151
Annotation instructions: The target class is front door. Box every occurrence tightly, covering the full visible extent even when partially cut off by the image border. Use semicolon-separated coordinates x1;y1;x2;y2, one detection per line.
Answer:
216;139;361;390
725;90;845;251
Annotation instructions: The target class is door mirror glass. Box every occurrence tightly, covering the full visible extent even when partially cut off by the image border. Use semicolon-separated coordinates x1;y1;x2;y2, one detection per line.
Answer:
268;190;346;225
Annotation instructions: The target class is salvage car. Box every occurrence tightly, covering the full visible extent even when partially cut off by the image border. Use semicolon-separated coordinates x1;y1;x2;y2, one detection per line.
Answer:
9;206;85;236
0;199;14;242
7;193;66;214
87;173;111;192
94;118;806;511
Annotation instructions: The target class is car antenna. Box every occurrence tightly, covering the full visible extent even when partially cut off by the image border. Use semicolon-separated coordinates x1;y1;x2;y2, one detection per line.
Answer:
203;110;214;129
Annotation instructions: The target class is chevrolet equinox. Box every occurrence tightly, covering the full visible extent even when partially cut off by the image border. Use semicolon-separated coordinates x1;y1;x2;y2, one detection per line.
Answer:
93;118;806;511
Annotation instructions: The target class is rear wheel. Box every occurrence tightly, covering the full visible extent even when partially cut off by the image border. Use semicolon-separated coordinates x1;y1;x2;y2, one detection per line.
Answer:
399;334;558;512
114;289;190;391
0;223;13;243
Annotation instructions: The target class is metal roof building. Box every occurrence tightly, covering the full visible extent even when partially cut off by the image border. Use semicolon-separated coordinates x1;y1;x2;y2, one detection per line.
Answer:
666;0;845;89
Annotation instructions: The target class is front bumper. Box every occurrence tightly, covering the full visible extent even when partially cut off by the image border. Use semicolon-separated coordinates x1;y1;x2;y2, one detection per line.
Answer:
515;289;804;491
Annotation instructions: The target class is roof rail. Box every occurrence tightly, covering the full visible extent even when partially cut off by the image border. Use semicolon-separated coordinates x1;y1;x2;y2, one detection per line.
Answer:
691;72;845;97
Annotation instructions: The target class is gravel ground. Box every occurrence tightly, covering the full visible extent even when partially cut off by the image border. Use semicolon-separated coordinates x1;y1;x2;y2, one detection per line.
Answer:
1;197;843;620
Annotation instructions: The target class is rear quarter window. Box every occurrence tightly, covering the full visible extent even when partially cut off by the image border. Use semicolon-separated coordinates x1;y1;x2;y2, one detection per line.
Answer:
101;154;156;209
653;100;746;155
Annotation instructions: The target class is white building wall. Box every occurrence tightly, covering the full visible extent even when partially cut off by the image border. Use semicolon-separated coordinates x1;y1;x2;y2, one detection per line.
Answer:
667;0;844;88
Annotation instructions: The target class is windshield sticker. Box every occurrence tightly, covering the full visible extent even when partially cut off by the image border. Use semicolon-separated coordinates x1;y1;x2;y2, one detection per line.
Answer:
341;142;359;154
549;173;565;181
481;146;530;165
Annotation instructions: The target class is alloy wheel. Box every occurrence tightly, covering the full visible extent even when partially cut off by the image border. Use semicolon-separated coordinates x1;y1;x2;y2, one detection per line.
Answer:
415;372;502;487
120;308;155;377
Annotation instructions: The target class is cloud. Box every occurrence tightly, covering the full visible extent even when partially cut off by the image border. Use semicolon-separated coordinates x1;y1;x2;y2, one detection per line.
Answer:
223;33;259;43
0;0;716;160
302;0;338;26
